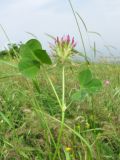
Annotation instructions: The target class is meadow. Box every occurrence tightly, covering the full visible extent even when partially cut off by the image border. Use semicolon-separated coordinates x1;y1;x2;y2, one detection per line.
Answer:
0;1;120;160
0;46;120;160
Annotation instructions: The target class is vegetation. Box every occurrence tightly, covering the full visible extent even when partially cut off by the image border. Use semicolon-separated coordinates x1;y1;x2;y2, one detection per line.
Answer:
0;0;120;160
0;43;21;58
0;56;120;160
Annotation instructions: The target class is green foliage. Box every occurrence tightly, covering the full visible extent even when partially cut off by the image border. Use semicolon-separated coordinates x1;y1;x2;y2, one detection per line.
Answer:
72;69;102;101
26;39;42;51
19;39;52;79
20;44;37;60
78;69;92;86
0;43;21;58
19;60;40;78
85;78;102;93
71;89;88;101
0;50;8;57
0;62;120;160
34;49;52;65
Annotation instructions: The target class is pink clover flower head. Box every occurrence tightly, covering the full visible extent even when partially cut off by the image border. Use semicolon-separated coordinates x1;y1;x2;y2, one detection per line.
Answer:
105;80;110;85
52;35;77;63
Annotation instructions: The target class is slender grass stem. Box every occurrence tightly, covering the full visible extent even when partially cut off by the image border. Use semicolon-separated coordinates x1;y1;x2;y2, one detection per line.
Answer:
0;24;19;59
0;24;11;44
53;66;66;160
68;0;88;62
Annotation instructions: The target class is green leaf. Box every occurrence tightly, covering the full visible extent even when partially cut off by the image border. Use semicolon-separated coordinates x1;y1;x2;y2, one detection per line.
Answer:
35;49;52;65
85;79;102;93
26;39;42;51
19;39;52;79
0;112;12;127
79;69;92;86
72;89;88;101
19;60;40;79
20;44;37;60
73;69;102;102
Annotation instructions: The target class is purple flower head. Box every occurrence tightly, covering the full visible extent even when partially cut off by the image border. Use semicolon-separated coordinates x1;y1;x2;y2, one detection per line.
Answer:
55;35;76;48
52;35;77;63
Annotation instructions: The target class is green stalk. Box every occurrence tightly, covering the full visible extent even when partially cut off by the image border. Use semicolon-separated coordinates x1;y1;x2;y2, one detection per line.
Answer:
53;66;66;160
46;73;62;109
68;0;88;63
62;66;65;108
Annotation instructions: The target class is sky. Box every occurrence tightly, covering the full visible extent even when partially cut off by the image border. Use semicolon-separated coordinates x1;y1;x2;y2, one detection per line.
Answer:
0;0;120;57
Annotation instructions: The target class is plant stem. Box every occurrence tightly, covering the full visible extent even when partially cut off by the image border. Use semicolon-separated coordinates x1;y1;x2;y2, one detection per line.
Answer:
62;66;65;107
46;72;62;109
53;66;66;160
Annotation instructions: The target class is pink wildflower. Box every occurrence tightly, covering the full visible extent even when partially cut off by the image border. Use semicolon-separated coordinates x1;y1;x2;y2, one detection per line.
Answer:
105;80;110;85
54;35;76;49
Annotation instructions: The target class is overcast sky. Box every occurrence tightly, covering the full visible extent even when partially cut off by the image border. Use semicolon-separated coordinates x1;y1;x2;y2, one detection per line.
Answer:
0;0;120;57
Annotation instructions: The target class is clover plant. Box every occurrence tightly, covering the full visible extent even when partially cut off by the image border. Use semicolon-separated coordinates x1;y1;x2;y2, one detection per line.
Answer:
18;37;102;160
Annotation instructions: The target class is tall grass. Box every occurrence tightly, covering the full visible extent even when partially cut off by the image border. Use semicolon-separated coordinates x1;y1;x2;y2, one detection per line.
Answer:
0;62;120;159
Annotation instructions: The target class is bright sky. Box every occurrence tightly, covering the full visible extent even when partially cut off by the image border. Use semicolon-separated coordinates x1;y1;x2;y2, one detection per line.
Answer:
0;0;120;57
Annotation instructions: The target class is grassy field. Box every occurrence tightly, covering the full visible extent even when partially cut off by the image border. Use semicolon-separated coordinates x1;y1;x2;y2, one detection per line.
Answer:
0;59;120;160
